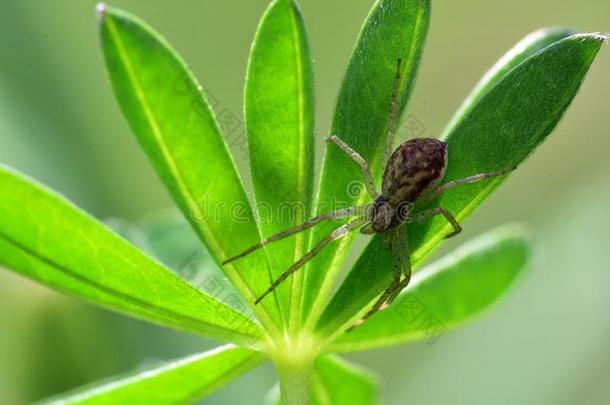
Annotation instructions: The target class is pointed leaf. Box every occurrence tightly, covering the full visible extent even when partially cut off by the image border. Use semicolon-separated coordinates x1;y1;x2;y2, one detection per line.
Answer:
444;27;574;134
0;166;263;346
328;226;531;352
97;5;282;330
318;32;606;333
245;0;315;327
312;356;380;405
41;345;265;404
118;211;209;269
122;213;249;315
303;0;431;323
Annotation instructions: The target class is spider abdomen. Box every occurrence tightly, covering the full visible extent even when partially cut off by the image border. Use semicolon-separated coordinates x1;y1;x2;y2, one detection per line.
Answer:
382;137;447;205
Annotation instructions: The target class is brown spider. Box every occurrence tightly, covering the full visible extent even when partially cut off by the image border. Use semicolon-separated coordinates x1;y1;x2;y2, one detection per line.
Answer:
223;59;515;329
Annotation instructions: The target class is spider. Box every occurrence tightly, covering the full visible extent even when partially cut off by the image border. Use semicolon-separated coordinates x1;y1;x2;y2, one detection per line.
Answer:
223;59;515;329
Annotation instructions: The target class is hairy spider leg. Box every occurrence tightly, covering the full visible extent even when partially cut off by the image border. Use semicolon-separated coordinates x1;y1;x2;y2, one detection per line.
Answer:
222;205;370;265
414;206;462;239
381;226;412;308
255;217;369;305
347;271;401;332
325;135;378;198
348;226;411;331
417;166;516;207
325;58;403;199
384;58;403;166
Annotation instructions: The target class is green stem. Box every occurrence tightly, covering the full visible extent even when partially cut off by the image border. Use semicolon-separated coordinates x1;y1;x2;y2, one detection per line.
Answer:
273;350;315;405
270;339;317;405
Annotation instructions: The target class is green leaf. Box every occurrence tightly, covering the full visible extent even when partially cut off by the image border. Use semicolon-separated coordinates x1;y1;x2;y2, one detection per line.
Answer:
123;212;250;316
317;32;606;334
97;5;282;332
312;356;380;405
328;226;531;352
41;345;265;404
245;0;315;328
0;166;263;346
303;0;431;324
121;211;209;269
444;27;574;134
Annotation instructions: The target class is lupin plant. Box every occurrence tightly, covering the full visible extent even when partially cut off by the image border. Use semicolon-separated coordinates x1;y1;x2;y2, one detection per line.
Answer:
0;0;606;404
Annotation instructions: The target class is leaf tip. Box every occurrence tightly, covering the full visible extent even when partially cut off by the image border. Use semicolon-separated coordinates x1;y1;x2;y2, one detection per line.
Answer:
95;2;110;27
96;2;107;18
593;32;610;44
574;32;610;44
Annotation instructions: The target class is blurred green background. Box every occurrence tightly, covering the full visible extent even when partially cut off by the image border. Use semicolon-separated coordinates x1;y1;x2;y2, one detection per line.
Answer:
1;1;609;404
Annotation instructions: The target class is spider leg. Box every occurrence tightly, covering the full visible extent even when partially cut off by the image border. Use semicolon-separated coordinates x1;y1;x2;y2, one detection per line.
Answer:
222;205;370;265
348;226;411;331
347;270;402;331
381;227;411;308
255;217;369;305
359;222;376;235
382;272;411;309
414;206;462;239
417;166;516;207
384;58;403;166
325;135;378;198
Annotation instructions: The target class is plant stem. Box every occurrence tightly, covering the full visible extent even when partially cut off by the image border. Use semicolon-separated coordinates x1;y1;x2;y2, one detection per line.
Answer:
270;335;318;405
275;358;314;405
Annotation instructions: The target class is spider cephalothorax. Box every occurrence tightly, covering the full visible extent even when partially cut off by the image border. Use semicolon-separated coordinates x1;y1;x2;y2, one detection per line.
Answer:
223;59;515;328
